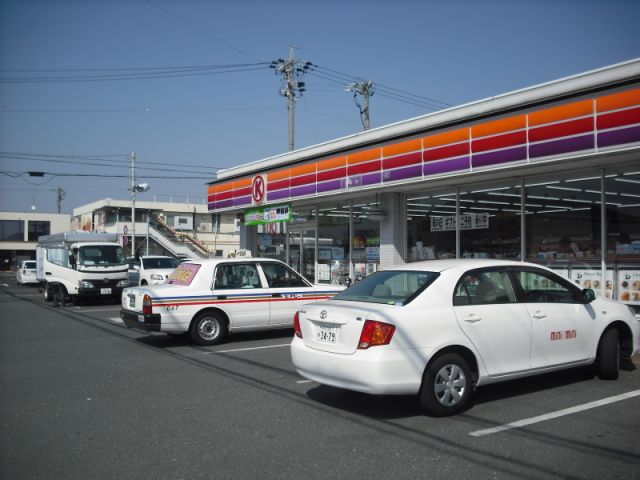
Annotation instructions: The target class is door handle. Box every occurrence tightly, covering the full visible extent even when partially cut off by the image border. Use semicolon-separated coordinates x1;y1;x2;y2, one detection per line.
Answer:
532;312;547;319
45;272;52;276
463;315;481;323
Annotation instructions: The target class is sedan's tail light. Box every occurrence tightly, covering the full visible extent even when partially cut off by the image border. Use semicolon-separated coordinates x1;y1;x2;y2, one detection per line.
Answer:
293;311;302;338
142;294;152;315
358;320;395;349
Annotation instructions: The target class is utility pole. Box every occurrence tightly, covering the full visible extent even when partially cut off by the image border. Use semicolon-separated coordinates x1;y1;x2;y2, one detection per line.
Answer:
129;151;150;257
54;187;66;213
271;46;312;151
131;151;136;257
346;80;374;130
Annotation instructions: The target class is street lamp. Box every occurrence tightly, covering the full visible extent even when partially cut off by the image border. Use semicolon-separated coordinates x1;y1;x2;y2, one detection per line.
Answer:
130;183;150;256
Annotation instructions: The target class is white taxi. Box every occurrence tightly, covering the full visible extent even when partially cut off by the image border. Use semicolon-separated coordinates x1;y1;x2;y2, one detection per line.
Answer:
120;258;343;345
291;259;639;416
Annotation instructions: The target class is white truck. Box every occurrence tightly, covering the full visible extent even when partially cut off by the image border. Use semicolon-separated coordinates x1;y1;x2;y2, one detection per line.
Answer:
37;232;129;304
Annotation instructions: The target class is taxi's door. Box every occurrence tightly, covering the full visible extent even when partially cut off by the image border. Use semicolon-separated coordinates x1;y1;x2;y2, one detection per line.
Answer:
259;262;317;326
213;262;270;329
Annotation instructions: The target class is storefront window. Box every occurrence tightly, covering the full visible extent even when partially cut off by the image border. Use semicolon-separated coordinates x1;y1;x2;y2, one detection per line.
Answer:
459;184;521;259
287;206;316;281
317;205;349;285
606;172;640;304
256;222;286;262
407;190;457;261
352;198;381;280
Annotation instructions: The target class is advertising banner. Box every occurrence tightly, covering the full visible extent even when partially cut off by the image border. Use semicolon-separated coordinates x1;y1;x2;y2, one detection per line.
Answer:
245;204;291;226
618;270;640;304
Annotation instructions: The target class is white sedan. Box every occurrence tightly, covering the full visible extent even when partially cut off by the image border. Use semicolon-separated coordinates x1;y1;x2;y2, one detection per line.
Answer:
16;260;38;285
291;259;639;416
120;258;343;345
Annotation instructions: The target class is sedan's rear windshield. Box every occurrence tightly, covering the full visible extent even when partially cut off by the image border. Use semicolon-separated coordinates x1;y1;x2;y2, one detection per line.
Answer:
333;270;439;305
143;257;178;269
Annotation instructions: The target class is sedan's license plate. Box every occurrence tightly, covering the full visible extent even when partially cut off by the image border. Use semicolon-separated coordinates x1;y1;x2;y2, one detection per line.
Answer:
100;288;112;295
316;325;337;343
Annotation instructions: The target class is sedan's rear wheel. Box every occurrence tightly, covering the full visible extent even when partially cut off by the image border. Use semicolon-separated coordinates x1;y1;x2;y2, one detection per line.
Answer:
419;353;472;416
189;311;228;346
596;328;620;380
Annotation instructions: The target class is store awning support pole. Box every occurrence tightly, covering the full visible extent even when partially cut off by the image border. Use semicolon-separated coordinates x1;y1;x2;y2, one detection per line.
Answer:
521;178;526;261
455;187;460;259
601;169;606;298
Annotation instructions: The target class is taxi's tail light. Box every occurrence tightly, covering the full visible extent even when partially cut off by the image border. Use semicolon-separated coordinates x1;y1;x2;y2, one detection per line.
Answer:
293;311;302;338
358;320;395;349
142;294;152;315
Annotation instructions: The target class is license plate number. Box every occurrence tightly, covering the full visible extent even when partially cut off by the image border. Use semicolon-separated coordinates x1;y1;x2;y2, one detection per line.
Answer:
129;295;135;308
100;288;112;295
316;325;337;343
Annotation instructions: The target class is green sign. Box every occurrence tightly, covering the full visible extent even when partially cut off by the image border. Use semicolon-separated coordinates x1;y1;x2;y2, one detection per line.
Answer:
245;204;291;225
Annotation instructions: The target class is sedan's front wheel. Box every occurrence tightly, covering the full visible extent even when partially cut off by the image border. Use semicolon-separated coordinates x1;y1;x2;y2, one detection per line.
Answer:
419;353;472;416
189;311;228;346
596;328;620;380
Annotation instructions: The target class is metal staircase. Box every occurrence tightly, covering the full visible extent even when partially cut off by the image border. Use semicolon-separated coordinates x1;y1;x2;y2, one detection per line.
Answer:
147;214;210;259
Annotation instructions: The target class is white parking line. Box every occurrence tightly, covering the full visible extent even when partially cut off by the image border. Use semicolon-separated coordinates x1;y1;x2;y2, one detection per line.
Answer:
296;380;313;384
74;307;122;313
469;389;640;437
108;317;124;324
203;343;290;354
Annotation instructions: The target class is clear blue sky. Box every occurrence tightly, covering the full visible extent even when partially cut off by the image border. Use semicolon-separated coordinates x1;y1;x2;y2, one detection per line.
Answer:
1;0;639;214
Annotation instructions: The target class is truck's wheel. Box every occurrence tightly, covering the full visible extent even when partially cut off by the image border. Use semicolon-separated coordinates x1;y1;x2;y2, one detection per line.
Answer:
189;311;228;346
52;284;67;307
43;283;53;301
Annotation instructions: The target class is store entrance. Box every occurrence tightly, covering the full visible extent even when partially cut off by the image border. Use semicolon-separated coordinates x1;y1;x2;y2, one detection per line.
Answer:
287;225;316;283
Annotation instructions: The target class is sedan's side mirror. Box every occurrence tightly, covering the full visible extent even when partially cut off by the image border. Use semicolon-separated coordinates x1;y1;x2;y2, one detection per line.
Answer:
582;288;596;304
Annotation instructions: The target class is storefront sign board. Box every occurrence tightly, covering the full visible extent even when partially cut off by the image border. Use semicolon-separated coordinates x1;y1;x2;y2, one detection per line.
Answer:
430;213;489;232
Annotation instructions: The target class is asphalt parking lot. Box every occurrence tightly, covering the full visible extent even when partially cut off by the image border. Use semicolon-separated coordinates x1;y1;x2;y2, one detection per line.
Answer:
1;273;639;480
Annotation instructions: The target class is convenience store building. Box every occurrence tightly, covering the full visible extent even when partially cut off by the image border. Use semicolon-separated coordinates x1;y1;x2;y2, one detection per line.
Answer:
207;59;640;306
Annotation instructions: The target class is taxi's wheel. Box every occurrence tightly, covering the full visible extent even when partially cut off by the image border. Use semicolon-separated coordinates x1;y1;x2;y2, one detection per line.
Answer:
190;311;228;346
419;353;472;417
596;328;619;380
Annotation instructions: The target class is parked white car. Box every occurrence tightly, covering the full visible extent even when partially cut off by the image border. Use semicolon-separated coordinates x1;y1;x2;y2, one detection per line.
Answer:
129;255;179;286
120;258;344;345
291;259;639;416
16;260;38;285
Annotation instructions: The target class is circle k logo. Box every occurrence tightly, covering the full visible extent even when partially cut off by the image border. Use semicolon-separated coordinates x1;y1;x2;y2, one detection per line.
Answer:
252;175;266;205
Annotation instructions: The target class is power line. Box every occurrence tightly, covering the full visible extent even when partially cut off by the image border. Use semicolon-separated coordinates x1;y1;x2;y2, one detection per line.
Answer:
313;64;451;109
307;64;450;111
0;63;270;83
0;151;222;173
143;0;263;63
0;170;211;180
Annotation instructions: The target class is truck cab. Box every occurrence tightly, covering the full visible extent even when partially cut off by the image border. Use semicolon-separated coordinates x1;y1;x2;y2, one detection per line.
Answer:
37;232;129;304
